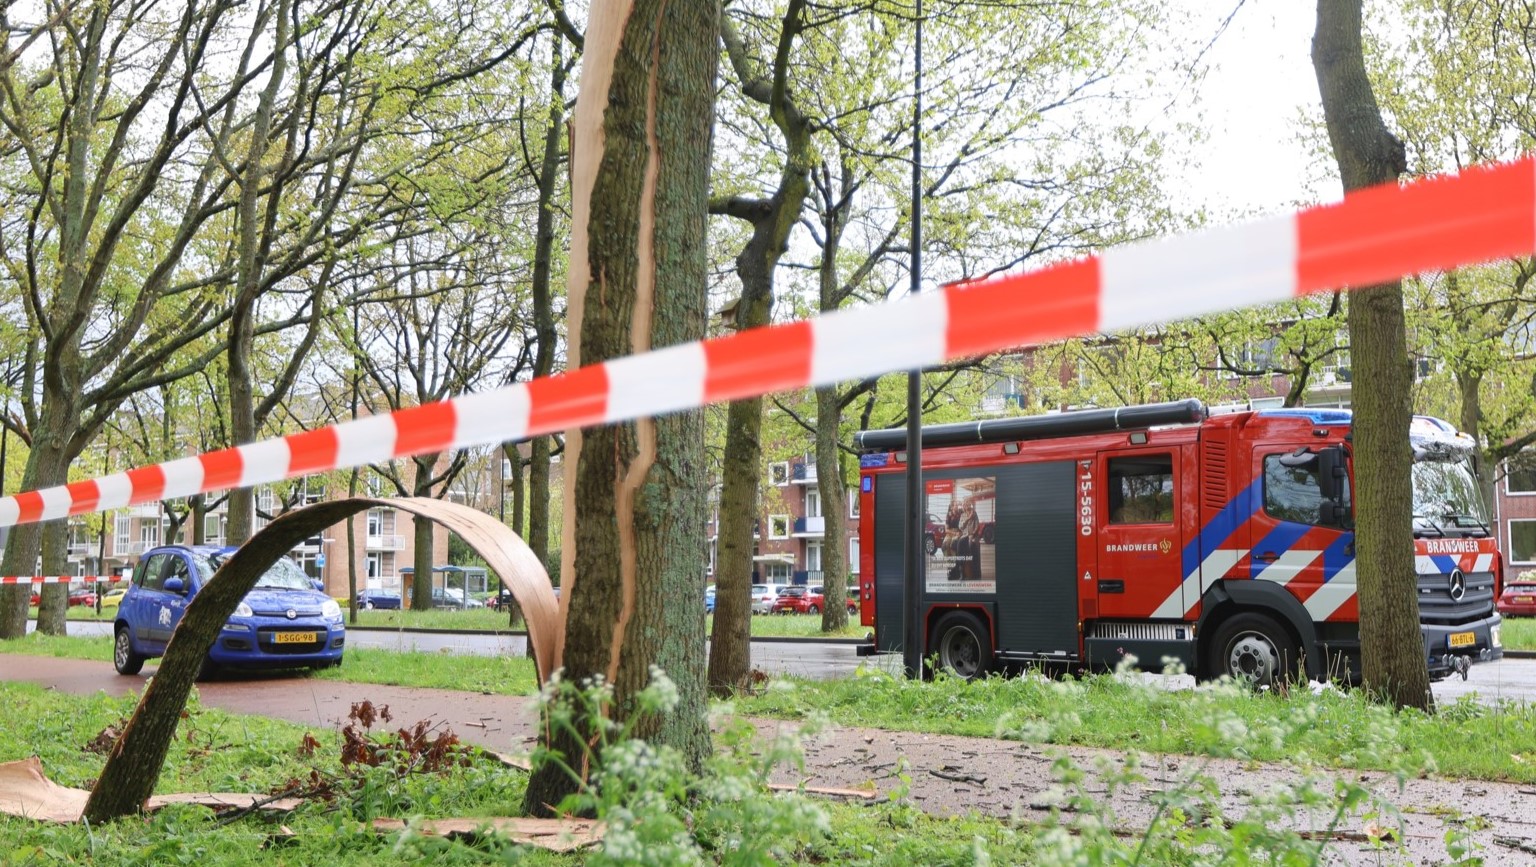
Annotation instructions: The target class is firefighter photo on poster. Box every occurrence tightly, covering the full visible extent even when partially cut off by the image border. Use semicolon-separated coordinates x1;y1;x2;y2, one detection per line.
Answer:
926;476;997;593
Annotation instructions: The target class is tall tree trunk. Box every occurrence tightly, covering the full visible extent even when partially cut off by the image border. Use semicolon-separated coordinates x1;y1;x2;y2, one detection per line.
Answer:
1;404;77;637
528;37;568;577
707;0;814;692
524;0;718;817
410;454;438;610
816;385;847;632
1312;0;1428;710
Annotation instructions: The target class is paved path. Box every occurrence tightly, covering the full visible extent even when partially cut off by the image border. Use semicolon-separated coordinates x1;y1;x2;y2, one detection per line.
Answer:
7;654;1536;864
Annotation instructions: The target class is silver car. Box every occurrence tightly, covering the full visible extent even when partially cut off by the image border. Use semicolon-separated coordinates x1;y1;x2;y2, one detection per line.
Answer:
750;583;788;615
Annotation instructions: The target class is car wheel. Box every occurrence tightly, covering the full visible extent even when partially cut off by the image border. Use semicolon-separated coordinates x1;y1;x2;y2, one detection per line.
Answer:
932;611;992;681
364;601;375;610
924;536;937;556
1207;612;1300;688
113;627;144;676
807;604;820;614
847;604;858;616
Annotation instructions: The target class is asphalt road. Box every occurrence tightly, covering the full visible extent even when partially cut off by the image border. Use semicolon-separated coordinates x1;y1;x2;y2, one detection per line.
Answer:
46;619;883;681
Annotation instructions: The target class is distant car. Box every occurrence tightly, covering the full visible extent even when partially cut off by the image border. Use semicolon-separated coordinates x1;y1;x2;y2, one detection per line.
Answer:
114;545;344;677
99;587;127;610
750;583;787;615
431;587;485;609
705;584;716;614
772;585;824;614
355;589;402;610
1499;577;1536;617
67;588;98;607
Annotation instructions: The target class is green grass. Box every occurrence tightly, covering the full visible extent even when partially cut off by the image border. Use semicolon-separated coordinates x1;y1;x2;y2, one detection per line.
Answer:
0;682;1039;865
734;665;1536;783
1501;614;1536;650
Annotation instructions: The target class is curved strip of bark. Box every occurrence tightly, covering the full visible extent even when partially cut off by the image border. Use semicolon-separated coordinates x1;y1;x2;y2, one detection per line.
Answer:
83;497;555;822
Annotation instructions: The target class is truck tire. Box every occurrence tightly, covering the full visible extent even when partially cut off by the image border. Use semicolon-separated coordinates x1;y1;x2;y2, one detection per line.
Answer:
113;626;144;676
1207;612;1299;688
932;611;993;680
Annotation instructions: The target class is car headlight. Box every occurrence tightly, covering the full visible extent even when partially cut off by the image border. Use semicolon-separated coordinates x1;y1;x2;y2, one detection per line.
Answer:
321;600;342;620
234;601;253;618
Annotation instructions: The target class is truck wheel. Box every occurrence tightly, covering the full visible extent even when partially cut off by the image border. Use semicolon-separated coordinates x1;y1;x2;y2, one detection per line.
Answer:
113;626;144;676
932;611;992;680
1208;613;1299;688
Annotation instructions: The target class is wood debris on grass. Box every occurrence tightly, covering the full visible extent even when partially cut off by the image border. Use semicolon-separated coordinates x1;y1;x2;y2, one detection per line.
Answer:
0;757;301;822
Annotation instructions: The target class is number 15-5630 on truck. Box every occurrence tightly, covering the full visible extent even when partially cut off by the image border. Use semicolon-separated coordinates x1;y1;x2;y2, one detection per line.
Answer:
854;399;1502;686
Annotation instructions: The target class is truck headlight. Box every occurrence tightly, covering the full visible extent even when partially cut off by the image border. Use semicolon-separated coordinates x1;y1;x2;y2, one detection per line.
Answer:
1492;625;1502;648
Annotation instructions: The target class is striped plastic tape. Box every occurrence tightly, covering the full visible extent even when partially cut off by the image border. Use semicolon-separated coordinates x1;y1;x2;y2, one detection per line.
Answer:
0;156;1530;530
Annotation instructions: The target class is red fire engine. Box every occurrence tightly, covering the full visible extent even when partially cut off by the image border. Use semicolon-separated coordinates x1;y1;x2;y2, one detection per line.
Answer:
855;399;1503;685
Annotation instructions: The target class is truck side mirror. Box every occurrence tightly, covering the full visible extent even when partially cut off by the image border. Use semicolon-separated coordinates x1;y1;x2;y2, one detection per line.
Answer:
1317;446;1352;527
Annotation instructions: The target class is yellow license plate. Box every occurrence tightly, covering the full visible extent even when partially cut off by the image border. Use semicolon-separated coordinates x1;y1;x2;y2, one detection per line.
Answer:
1448;631;1476;649
273;632;316;644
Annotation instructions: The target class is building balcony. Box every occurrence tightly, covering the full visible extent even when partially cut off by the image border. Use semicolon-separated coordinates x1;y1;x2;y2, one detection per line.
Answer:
366;534;406;551
791;463;817;484
792;516;825;538
67;542;93;557
793;570;824;586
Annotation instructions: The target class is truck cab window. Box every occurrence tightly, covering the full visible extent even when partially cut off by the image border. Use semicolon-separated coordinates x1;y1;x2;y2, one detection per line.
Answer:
1108;455;1174;524
1264;454;1326;525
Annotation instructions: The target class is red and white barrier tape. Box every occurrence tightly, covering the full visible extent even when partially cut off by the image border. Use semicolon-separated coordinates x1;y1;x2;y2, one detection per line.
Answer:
0;576;124;584
0;157;1530;531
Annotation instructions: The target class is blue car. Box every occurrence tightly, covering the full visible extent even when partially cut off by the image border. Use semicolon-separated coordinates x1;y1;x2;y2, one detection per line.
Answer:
705;584;716;614
114;545;345;677
356;589;402;610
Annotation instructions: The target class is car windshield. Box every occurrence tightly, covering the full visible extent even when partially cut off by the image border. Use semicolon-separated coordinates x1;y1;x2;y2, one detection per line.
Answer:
1411;457;1489;534
198;551;316;589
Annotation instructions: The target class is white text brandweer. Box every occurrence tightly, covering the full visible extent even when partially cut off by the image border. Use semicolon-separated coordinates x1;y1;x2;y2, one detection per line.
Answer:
1423;539;1481;554
1105;543;1159;553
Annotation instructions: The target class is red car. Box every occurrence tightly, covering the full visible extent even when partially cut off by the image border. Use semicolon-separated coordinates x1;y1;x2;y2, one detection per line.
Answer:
68;588;98;607
769;585;859;615
1499;576;1536;617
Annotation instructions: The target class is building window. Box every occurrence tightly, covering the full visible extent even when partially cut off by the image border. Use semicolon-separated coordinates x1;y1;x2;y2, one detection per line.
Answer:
806;489;822;518
203;514;222;542
1511;519;1536;564
366;553;382;579
1508;465;1536;496
140;523;160;547
768;515;790;539
806;541;822;572
849;537;860;573
768;462;789;486
707;538;716;575
848;491;860;518
115;516;131;553
367;510;383;537
1107;455;1174;524
765;562;791;581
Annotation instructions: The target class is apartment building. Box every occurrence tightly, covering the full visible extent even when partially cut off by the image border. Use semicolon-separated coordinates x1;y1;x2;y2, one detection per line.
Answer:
706;455;861;588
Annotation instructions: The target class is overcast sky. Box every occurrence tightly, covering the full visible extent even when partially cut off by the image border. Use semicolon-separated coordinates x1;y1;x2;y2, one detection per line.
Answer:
1174;1;1334;219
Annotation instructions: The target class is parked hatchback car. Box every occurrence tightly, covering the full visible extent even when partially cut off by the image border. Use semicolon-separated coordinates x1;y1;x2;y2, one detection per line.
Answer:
114;545;345;677
750;583;787;615
67;588;98;607
1499;575;1536;617
771;585;823;614
431;587;485;609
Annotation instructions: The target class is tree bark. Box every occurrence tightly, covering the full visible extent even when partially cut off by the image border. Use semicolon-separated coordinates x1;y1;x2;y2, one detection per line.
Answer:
1312;0;1428;710
524;0;718;817
411;454;439;611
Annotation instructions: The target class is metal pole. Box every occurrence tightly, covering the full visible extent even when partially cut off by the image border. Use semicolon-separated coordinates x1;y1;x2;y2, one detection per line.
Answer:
903;0;925;679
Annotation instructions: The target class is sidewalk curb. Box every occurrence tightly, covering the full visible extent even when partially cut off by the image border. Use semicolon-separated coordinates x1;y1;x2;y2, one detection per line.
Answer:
343;624;870;645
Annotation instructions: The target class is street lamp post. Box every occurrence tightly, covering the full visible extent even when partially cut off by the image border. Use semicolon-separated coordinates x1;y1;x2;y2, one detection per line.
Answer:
903;0;926;680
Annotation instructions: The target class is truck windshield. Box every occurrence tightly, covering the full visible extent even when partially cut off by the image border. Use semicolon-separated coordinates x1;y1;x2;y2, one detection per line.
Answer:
1411;458;1489;536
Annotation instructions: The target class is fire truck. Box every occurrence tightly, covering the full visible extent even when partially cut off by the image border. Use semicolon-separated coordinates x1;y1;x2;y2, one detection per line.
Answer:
854;399;1503;685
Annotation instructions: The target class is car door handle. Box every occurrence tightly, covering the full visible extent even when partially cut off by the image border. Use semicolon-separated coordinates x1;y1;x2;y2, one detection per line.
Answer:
1254;552;1279;563
1098;580;1124;593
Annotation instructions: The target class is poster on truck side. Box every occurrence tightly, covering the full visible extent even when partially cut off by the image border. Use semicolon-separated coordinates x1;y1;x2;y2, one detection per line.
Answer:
924;476;997;594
